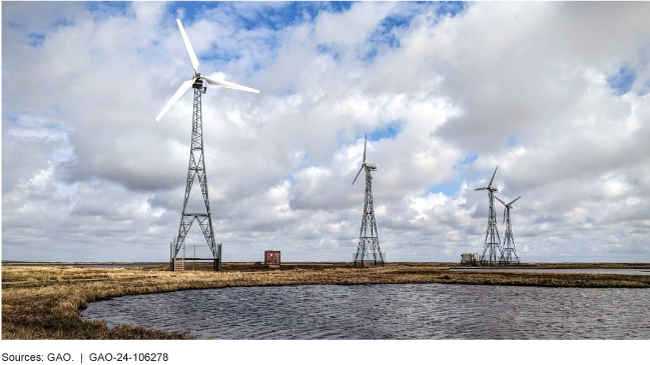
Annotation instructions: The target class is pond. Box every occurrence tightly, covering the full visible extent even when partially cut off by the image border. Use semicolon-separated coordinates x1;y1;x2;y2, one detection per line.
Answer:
3;262;166;269
449;268;650;275
83;284;650;339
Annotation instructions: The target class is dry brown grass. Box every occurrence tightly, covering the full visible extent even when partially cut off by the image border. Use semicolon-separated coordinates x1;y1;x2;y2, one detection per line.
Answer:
3;262;650;339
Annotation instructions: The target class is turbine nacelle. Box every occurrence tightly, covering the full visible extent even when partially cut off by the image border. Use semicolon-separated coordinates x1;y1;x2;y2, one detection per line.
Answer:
496;196;521;209
476;186;498;192
474;166;499;193
192;77;206;93
495;196;521;224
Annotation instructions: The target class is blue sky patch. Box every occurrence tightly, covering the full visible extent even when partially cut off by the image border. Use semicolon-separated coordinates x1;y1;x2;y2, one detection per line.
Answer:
368;120;405;141
167;2;349;31
362;49;379;63
507;135;517;147
276;84;299;97
199;48;241;67
363;12;414;63
167;2;207;23
85;2;130;22
607;65;636;96
361;2;466;64
435;1;467;17
7;22;22;30
53;18;76;27
639;79;650;96
28;33;45;47
427;150;477;196
458;151;478;165
49;151;74;164
324;2;354;14
316;44;342;62
427;179;462;197
371;12;415;46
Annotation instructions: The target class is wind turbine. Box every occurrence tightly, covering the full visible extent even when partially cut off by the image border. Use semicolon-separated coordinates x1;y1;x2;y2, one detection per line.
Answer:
157;19;259;271
352;135;384;267
156;19;259;122
495;195;521;265
474;166;503;265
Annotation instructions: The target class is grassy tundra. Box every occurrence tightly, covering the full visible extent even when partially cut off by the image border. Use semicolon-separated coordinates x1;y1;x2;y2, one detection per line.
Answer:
3;262;650;339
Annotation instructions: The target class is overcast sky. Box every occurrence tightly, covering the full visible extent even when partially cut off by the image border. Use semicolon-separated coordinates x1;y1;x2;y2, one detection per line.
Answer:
2;1;650;263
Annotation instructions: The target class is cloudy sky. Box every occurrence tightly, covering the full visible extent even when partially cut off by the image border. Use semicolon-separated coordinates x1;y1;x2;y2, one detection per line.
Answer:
2;1;650;263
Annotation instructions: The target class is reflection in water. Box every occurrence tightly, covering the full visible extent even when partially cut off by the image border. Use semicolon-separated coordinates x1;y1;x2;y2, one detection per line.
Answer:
83;284;650;339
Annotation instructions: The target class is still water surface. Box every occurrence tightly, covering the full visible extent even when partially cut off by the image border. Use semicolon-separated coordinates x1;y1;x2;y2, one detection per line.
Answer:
449;268;650;275
83;284;650;339
4;262;165;269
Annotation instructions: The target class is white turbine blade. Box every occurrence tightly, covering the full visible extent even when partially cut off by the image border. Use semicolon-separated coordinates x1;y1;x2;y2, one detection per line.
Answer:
488;165;498;188
508;196;522;206
494;196;506;206
203;75;260;93
363;134;367;163
474;187;487;191
176;19;200;73
352;166;363;185
155;78;195;122
503;208;507;225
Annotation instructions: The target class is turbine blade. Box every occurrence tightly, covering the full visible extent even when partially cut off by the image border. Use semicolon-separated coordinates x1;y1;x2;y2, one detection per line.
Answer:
494;196;506;206
176;19;200;73
352;166;363;185
474;187;487;191
363;134;367;163
488;165;498;188
503;208;506;225
203;75;260;93
155;78;195;122
508;196;521;205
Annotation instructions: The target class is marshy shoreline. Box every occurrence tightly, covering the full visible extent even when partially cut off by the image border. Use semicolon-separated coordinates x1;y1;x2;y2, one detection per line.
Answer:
3;262;650;340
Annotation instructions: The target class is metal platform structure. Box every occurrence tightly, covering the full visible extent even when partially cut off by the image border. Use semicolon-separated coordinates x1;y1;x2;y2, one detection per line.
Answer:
169;239;222;271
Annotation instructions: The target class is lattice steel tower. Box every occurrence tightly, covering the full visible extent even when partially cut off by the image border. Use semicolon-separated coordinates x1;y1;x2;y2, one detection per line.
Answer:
474;166;503;265
495;196;521;265
172;81;220;266
155;19;259;270
351;135;385;267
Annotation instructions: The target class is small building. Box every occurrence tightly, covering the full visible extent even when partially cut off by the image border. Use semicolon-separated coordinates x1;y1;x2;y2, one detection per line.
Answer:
460;253;478;266
264;250;281;269
173;257;185;271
